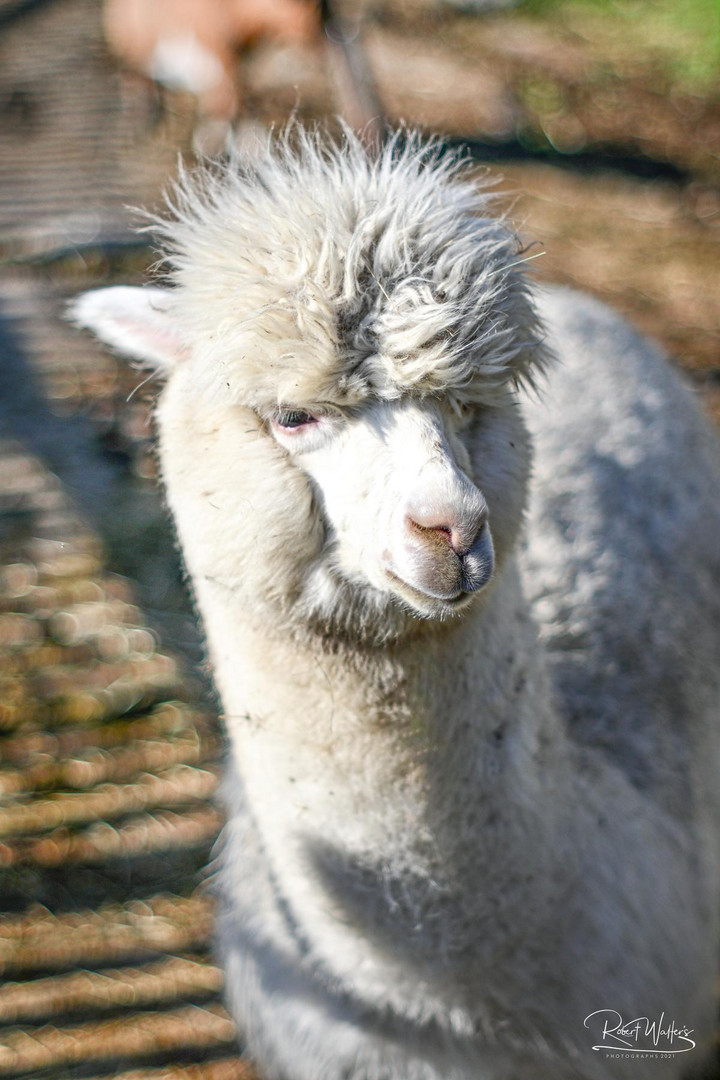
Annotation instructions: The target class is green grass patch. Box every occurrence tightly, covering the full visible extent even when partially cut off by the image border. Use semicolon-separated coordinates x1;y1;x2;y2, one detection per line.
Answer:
517;0;720;93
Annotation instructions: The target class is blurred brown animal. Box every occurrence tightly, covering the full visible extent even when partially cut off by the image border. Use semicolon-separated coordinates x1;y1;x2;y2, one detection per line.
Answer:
104;0;320;118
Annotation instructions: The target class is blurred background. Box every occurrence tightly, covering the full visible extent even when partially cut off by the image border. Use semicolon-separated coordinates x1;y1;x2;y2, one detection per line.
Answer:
0;0;718;1077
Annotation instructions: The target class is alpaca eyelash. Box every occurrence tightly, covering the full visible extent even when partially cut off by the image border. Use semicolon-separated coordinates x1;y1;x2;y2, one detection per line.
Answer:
274;408;317;430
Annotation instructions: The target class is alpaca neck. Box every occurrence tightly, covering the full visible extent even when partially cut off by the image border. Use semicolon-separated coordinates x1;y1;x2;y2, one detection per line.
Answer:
202;556;570;1009
203;554;565;836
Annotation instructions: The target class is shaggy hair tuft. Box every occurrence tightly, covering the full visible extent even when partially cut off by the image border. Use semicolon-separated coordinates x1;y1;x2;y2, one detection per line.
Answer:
149;128;550;411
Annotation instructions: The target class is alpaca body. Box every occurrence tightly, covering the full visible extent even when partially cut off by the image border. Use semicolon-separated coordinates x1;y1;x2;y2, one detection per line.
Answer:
73;134;720;1079
155;285;719;1080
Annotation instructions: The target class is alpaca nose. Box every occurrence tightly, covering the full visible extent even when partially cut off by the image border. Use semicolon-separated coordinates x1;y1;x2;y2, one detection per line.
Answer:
405;498;488;558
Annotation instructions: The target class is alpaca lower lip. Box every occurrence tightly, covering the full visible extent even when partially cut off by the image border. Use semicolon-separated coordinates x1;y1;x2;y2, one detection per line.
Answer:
384;568;472;608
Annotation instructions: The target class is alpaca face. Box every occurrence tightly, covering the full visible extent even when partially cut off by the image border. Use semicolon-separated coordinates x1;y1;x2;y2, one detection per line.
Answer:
268;396;494;619
72;135;546;635
146;354;530;642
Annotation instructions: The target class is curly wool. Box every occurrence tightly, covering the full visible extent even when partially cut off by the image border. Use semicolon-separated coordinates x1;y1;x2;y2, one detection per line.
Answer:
151;128;549;412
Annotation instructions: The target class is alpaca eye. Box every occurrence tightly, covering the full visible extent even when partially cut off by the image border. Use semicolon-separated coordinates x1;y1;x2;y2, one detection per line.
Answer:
274;408;316;430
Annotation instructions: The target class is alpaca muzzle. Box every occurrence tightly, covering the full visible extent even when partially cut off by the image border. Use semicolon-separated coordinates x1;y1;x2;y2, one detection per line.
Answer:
389;481;494;604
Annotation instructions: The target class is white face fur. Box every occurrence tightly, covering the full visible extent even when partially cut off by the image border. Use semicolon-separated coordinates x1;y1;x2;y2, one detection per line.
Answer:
269;396;495;620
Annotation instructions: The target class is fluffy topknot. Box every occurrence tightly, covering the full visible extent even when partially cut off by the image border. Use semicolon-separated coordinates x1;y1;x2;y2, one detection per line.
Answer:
150;127;549;410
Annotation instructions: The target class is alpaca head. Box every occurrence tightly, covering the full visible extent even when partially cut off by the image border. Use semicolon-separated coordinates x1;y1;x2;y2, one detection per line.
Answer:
73;131;548;642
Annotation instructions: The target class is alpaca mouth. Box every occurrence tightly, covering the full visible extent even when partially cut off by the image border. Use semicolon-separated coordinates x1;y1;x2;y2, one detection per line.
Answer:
383;526;494;616
384;569;479;616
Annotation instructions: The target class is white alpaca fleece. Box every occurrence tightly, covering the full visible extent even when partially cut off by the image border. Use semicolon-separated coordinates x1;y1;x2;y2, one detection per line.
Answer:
152;128;549;410
73;129;720;1080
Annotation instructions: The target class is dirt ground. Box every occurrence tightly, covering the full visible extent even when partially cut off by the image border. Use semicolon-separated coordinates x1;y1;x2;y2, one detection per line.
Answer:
0;0;718;1077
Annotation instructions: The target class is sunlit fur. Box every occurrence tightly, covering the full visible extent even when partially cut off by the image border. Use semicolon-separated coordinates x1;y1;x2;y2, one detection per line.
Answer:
73;129;720;1080
153;128;549;408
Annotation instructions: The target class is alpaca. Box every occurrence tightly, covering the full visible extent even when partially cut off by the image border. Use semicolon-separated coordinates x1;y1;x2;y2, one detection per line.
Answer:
72;131;720;1080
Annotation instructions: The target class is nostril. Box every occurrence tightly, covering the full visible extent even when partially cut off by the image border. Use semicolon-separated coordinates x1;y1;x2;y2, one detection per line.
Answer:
406;515;454;549
405;507;488;557
405;517;474;557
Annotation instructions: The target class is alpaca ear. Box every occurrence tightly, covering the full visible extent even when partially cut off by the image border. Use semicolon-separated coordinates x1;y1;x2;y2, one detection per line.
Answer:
69;286;186;370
